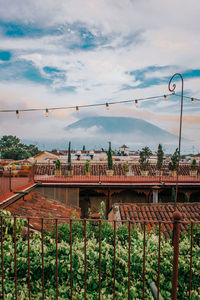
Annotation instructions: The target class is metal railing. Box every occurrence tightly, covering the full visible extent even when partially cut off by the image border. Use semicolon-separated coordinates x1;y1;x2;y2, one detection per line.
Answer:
0;213;199;299
0;167;34;198
34;163;200;184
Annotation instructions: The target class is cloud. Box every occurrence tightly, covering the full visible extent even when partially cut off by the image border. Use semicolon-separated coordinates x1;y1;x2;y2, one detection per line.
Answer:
0;0;200;150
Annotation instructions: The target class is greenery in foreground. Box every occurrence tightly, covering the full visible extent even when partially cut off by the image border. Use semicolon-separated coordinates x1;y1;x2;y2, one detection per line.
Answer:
0;211;199;300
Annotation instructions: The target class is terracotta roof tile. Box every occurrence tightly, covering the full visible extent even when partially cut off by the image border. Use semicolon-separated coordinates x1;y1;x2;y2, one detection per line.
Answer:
5;191;80;230
117;203;200;237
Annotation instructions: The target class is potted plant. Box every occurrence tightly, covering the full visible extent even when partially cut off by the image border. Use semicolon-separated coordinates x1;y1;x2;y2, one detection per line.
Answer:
67;141;73;176
106;142;114;176
139;147;152;176
124;163;130;176
168;148;178;176
85;159;90;176
156;144;164;176
189;159;197;177
55;159;61;176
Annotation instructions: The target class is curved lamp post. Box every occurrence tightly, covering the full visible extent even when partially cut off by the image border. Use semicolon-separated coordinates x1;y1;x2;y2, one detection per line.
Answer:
168;73;184;300
168;73;184;205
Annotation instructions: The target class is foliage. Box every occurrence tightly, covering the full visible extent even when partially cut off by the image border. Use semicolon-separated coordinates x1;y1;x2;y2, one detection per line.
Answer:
55;159;61;170
0;210;199;299
107;142;113;170
67;141;72;171
168;148;179;171
0;135;40;160
190;159;197;170
85;160;90;173
139;147;152;171
124;164;129;173
156;144;164;170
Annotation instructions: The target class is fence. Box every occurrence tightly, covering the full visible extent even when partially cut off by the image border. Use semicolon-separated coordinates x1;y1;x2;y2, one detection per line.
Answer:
0;213;199;299
0;167;34;198
34;163;200;184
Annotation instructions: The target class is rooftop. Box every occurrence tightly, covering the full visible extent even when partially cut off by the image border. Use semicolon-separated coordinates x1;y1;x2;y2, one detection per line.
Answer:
113;202;200;237
4;191;80;230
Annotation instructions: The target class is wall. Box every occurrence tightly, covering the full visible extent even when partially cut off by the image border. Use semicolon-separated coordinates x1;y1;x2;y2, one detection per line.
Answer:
36;186;79;207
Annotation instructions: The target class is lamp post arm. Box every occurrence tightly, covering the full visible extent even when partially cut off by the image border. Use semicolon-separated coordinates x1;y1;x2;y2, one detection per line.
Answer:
168;73;184;204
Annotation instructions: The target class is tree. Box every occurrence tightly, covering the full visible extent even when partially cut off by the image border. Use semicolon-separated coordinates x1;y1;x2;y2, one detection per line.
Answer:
107;142;113;170
139;147;152;171
0;135;40;160
190;159;197;170
156;144;164;170
67;141;72;171
55;159;61;170
168;148;179;171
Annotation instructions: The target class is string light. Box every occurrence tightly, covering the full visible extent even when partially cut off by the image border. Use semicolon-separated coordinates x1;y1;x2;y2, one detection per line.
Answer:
16;110;19;119
1;92;199;116
135;100;138;107
45;108;49;117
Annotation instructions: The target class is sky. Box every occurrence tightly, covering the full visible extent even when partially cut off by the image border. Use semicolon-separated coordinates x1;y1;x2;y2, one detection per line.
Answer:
0;0;200;152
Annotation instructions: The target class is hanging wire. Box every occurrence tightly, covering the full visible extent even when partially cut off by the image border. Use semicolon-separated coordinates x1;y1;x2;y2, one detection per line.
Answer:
173;93;200;102
0;92;199;115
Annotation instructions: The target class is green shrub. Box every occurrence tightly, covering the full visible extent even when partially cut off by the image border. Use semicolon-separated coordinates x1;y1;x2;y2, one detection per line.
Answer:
0;211;199;299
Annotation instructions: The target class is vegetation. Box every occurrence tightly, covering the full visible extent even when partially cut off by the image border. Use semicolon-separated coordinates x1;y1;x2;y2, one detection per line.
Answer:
124;164;129;173
156;144;164;170
67;141;72;171
0;135;40;160
190;159;197;170
168;148;179;171
85;159;90;173
139;147;152;171
55;159;61;170
0;210;199;299
107;142;113;170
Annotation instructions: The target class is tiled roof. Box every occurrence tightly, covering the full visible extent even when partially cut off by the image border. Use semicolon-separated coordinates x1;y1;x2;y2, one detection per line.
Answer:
117;203;200;237
5;191;80;230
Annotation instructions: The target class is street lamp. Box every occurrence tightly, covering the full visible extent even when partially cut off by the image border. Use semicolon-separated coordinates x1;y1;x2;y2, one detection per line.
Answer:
168;73;184;204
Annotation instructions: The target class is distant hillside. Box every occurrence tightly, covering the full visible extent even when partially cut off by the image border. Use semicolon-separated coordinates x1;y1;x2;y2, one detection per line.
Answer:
65;116;179;144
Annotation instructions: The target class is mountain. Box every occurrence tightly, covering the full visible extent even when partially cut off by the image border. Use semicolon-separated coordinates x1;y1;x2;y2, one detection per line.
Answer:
64;116;182;149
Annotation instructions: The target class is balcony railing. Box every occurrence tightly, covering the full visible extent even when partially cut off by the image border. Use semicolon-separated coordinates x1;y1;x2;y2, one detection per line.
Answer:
0;214;199;299
34;163;200;185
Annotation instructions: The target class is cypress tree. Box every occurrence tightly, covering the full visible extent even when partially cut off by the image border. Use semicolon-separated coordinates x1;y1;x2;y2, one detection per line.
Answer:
68;141;72;171
156;144;164;170
107;142;113;170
